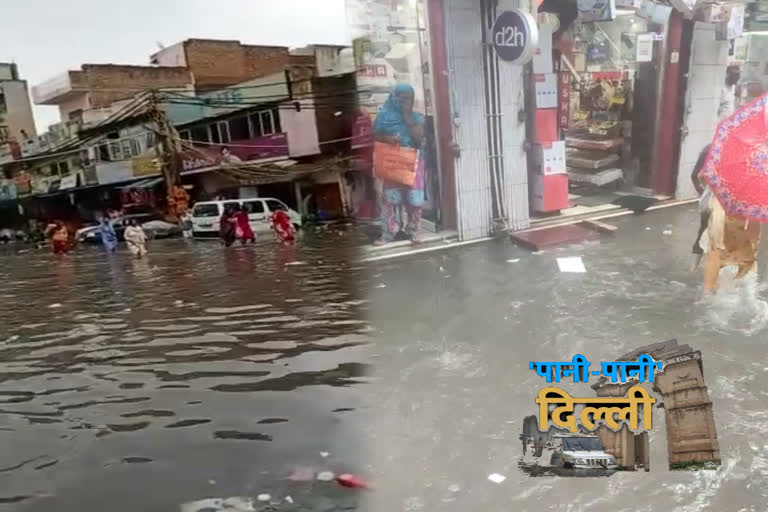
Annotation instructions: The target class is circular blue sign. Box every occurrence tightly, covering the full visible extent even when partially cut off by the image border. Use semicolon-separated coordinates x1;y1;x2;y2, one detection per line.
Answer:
492;10;539;64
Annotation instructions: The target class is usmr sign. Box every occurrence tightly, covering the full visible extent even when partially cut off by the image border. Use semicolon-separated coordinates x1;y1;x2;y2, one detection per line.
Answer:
492;9;539;64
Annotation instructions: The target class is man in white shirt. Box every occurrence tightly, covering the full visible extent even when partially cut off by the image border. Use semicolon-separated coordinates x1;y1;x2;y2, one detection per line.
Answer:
718;65;740;121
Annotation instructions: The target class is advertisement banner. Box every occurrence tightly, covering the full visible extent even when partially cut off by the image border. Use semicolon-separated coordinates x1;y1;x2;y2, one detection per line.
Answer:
179;134;290;173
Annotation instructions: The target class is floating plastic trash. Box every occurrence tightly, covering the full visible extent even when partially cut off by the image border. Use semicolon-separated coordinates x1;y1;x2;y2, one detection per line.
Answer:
557;257;586;273
317;471;335;481
336;473;368;489
487;473;507;484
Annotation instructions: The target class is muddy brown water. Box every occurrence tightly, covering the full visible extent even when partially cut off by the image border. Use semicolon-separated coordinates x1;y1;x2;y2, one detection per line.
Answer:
0;230;371;511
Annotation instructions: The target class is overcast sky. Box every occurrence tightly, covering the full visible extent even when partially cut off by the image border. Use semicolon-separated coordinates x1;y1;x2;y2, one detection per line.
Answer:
0;0;348;131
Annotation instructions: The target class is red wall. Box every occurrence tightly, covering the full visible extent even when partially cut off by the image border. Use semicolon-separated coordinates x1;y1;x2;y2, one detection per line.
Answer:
653;10;685;197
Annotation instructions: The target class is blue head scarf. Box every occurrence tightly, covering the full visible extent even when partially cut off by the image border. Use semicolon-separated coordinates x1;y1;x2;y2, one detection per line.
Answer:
373;83;425;149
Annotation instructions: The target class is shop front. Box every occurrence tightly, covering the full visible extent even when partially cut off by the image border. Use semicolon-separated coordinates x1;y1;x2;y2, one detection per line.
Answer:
528;0;682;220
346;0;536;243
346;0;448;241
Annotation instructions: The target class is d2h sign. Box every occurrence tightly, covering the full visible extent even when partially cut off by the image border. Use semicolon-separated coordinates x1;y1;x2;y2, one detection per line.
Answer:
492;9;539;64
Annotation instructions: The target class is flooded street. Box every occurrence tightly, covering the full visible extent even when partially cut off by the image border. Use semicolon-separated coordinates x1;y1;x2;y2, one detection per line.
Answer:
0;228;372;511
365;206;768;512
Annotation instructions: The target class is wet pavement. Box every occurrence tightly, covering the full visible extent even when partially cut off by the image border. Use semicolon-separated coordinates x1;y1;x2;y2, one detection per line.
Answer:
0;227;372;511
365;205;768;511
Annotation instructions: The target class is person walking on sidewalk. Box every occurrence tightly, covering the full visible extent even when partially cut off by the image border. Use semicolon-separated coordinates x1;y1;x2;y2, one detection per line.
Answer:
124;219;148;259
373;83;426;245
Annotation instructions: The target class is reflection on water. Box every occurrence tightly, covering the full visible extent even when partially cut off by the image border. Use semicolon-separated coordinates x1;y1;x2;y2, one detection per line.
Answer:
0;232;370;511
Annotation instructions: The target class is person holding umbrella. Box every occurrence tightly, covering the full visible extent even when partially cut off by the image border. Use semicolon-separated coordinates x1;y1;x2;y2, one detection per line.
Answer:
698;92;768;293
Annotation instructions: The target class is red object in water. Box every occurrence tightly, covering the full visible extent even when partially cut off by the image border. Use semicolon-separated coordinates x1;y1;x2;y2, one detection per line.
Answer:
336;474;369;489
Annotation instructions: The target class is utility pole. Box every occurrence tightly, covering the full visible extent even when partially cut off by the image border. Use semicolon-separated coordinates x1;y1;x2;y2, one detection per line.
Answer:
148;91;186;220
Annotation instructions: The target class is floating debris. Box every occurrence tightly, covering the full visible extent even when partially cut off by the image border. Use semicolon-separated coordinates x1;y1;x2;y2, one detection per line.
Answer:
320;451;330;458
284;261;307;266
256;494;271;502
317;471;335;482
375;283;387;289
487;473;506;484
506;259;520;263
556;257;586;273
663;229;673;236
179;496;254;512
337;473;368;489
48;303;62;308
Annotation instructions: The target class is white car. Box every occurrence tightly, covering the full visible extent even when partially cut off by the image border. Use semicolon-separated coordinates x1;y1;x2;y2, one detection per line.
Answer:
191;198;302;238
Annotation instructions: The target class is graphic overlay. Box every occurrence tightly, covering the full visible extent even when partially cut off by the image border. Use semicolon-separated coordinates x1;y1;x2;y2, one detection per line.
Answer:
520;340;721;475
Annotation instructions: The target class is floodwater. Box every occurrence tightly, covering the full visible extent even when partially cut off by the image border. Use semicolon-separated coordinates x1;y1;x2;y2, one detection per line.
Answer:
0;227;371;511
365;206;768;512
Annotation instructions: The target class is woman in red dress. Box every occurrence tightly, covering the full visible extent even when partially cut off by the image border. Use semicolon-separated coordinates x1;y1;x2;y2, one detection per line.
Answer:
234;204;255;244
271;209;295;244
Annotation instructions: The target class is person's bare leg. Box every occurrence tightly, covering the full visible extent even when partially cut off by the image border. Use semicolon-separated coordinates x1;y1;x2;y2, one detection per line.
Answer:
704;250;721;293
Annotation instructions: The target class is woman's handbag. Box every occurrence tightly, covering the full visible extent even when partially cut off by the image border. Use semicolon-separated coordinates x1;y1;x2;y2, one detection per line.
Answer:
373;142;418;187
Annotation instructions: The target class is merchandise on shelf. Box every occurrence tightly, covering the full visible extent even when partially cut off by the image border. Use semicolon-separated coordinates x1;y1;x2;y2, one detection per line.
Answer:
567;150;621;170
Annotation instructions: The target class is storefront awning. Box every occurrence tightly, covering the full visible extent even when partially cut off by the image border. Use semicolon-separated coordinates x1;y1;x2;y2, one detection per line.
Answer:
117;177;163;190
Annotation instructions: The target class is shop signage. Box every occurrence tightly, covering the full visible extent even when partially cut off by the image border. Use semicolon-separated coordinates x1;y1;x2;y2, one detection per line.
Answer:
636;33;653;63
59;174;78;190
491;10;539;64
179;134;289;173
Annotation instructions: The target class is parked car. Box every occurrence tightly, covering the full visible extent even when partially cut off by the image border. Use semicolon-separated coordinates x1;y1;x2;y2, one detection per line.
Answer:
75;214;181;244
191;198;302;239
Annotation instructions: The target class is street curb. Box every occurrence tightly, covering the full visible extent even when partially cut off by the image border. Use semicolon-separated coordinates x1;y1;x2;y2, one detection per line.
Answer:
356;198;697;264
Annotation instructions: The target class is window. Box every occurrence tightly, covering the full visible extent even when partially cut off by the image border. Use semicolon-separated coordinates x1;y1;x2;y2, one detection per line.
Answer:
121;140;134;158
58;161;70;174
243;200;265;214
266;199;287;212
190;126;209;143
109;142;122;161
272;107;281;133
209;124;220;144
228;117;250;141
217;121;231;143
179;130;191;142
248;108;280;138
260;111;274;135
193;204;220;218
249;113;263;138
